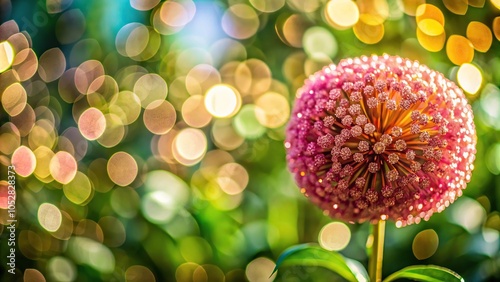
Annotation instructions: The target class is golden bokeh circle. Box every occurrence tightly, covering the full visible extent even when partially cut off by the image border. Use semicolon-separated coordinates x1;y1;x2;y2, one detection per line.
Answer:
324;0;359;29
353;20;385;44
416;27;446;52
254;92;290;128
33;146;55;182
49;151;78;184
416;4;444;26
494;17;500;41
2;82;27;116
318;222;351;251
467;21;493;53
107;151;138;187
446;35;474;65
143;100;176;135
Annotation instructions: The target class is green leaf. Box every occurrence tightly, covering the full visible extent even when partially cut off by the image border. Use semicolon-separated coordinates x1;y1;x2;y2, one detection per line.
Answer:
383;265;464;282
272;243;359;282
345;257;369;282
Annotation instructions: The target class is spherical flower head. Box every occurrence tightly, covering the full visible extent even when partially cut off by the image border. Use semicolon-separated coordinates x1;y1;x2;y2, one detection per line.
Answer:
285;55;476;226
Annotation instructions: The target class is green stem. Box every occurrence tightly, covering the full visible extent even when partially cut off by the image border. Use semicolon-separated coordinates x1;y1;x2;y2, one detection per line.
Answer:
369;220;386;282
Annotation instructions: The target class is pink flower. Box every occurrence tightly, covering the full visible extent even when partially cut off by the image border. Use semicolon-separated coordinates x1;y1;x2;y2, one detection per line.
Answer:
285;55;476;226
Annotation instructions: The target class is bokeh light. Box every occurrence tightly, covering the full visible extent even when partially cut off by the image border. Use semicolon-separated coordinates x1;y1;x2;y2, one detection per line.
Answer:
401;0;425;16
67;236;115;274
221;4;259;40
78;107;106;140
450;197;487;232
442;0;467;15
457;63;483;95
415;4;446;52
126;265;156;282
233;104;266;139
466;21;492;53
97;113;125;148
173;128;207;166
130;0;159;11
353;20;384;45
0;41;14;73
49;151;77;184
303;26;338;60
181;95;212;128
319;222;351;251
211;119;245;150
255;92;290;128
412;229;439;260
486;142;500;175
278;14;310;48
63;171;93;205
245;257;276;282
109;90;142;125
250;0;285;13
107;151;138;186
11;145;36;177
217;162;249;195
416;4;444;25
12;48;38;81
47;256;76;281
492;0;500;10
152;0;195;35
74;60;105;94
2;82;27;116
446;35;474;65
110;187;140;218
38;203;62;232
417;19;444;36
494;17;500;41
23;269;46;282
324;0;359;29
204;84;241;118
38;48;66;82
134;73;168;108
33;146;54;182
143;100;176;135
479;84;500;130
116;23;149;58
357;0;388;25
142;170;190;224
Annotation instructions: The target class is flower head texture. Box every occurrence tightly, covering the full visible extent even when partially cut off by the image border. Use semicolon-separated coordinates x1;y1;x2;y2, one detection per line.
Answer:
285;55;476;226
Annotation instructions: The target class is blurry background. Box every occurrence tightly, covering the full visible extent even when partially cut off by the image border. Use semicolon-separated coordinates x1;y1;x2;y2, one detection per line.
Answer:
0;0;499;281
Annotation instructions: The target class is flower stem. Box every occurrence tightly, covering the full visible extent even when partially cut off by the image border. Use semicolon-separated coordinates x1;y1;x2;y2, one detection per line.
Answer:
369;220;386;282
